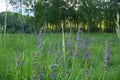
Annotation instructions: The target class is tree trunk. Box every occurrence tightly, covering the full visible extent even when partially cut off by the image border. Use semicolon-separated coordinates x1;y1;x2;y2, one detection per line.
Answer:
87;18;90;35
4;0;8;34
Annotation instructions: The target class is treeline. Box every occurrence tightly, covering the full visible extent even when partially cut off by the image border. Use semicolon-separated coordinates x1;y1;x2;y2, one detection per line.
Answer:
34;0;120;33
0;12;34;33
0;0;120;33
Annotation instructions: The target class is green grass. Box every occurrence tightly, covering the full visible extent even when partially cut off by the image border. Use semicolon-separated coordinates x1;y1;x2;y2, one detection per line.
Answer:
0;33;120;80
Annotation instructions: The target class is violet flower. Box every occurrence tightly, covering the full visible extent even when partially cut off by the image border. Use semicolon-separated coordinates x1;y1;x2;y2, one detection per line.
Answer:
38;28;43;49
50;71;56;80
61;59;66;67
105;40;111;67
82;39;91;59
39;69;44;80
50;64;57;80
76;28;81;41
85;53;90;59
33;52;39;80
74;28;82;58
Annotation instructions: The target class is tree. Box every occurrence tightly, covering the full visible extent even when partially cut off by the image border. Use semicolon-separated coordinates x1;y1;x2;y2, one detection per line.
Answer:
8;0;120;33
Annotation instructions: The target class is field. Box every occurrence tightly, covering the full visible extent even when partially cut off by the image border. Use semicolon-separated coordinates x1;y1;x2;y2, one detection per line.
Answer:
0;33;120;80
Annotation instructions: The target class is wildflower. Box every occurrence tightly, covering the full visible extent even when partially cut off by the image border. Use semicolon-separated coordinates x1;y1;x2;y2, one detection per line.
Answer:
82;39;91;59
105;53;111;66
104;40;111;67
67;37;73;56
39;69;44;80
50;64;57;80
76;37;80;41
21;60;25;67
75;53;79;58
82;39;87;52
50;71;56;80
74;27;82;58
37;28;43;49
85;53;90;59
85;69;89;75
68;41;72;45
33;52;39;80
56;50;61;55
76;28;81;41
61;59;66;67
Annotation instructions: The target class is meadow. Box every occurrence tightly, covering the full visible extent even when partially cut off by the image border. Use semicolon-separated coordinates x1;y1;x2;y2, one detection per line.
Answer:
0;32;120;80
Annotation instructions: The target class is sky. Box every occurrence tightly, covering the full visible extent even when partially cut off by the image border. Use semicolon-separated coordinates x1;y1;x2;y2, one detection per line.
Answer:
0;0;34;16
0;0;12;12
0;0;6;12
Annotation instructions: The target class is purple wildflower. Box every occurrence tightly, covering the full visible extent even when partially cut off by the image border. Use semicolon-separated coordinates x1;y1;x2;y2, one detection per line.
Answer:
82;39;90;59
85;53;90;59
37;28;43;49
76;28;81;41
32;74;36;80
50;71;56;80
105;40;111;67
56;50;61;55
38;45;43;49
67;37;73;55
39;69;44;80
85;69;89;75
50;64;57;80
105;53;111;66
61;59;66;67
76;37;80;41
68;41;72;45
21;60;25;67
74;27;82;58
33;52;39;80
39;73;42;80
82;39;87;52
75;53;79;58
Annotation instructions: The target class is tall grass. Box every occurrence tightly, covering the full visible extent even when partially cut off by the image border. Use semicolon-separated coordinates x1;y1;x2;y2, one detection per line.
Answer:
0;33;120;80
116;11;120;45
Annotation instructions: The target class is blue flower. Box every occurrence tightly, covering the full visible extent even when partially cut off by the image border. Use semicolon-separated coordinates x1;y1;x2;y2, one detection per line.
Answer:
37;29;43;50
39;69;44;80
85;53;90;59
21;60;25;66
50;71;56;80
105;40;111;67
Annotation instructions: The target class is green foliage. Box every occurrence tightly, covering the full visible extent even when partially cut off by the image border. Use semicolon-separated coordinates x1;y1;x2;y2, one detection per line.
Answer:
0;12;34;33
6;0;120;33
33;0;119;33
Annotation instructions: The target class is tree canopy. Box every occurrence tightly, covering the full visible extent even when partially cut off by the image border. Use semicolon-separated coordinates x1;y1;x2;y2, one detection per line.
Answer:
33;0;120;32
1;0;120;33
